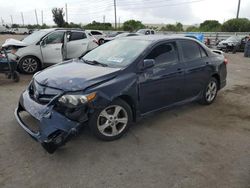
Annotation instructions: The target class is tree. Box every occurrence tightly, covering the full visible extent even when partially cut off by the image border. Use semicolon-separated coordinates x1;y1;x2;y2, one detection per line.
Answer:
160;22;183;32
199;20;221;32
176;22;183;31
52;8;66;27
83;21;113;30
123;20;145;32
186;26;199;32
222;18;250;32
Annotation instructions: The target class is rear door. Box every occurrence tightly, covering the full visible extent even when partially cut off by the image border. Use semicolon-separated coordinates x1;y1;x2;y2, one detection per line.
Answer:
40;30;65;64
138;41;185;114
178;40;211;99
66;31;88;59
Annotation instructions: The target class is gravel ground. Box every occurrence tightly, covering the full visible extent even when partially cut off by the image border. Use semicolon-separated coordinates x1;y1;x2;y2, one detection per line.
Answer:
0;35;250;188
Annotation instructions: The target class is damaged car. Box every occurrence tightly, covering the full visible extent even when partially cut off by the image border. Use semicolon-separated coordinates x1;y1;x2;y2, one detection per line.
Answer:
15;35;227;153
3;28;98;74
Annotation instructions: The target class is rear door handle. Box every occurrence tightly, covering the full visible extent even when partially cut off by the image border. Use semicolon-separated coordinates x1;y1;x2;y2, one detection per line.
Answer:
177;68;183;73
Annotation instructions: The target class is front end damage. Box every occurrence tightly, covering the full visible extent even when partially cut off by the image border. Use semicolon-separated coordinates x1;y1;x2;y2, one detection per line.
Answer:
14;81;90;154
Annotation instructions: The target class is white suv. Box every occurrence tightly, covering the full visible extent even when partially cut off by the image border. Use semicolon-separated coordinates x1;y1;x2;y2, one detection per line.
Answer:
7;28;99;74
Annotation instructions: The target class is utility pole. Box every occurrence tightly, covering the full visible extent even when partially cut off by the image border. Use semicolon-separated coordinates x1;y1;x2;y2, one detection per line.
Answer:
114;0;117;29
10;15;13;25
41;10;44;25
65;3;68;23
1;17;4;25
236;0;241;19
21;12;24;26
119;17;120;28
35;9;39;25
103;15;106;23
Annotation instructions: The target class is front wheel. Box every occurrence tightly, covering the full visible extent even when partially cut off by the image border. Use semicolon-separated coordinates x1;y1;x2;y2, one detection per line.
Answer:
199;78;218;105
89;99;132;141
19;56;40;74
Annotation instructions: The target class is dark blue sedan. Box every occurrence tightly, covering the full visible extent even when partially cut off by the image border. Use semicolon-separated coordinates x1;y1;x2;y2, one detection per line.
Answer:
15;35;227;153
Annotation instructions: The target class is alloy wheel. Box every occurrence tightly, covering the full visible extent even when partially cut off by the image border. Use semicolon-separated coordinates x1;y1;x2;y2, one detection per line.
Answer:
22;57;38;73
206;81;217;102
97;105;128;137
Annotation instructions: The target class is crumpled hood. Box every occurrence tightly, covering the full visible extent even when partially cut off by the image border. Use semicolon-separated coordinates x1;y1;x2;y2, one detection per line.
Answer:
2;38;27;48
34;59;121;91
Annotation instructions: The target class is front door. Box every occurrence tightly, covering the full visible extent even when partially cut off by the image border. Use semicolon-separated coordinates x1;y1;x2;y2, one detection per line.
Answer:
138;41;185;114
40;31;65;64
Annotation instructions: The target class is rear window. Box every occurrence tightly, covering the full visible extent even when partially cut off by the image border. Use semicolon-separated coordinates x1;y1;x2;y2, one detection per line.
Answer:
179;40;201;61
70;32;86;41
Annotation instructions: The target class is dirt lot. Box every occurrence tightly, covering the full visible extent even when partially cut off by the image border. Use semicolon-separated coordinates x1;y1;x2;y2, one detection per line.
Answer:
0;34;250;188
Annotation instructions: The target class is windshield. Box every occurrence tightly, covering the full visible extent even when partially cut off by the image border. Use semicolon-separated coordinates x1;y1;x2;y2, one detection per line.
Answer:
22;30;50;45
82;38;151;68
137;29;146;34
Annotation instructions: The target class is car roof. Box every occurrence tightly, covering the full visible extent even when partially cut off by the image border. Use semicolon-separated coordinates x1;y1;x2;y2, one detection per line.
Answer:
122;35;199;42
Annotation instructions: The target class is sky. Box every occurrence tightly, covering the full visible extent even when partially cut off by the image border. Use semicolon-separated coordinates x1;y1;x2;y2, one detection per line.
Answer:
0;0;249;26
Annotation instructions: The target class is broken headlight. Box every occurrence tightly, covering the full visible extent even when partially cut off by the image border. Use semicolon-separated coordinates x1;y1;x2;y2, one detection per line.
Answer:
58;92;96;108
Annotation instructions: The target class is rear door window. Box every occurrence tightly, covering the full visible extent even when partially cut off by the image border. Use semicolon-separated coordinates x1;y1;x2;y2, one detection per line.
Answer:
146;42;179;65
91;31;102;35
70;32;86;41
179;40;202;61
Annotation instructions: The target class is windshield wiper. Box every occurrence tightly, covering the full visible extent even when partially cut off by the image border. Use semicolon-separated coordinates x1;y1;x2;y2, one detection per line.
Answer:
82;59;108;67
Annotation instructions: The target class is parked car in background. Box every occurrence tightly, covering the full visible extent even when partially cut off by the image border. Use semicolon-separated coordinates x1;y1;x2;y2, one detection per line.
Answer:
2;28;98;74
217;36;246;53
0;25;7;33
137;29;155;35
12;28;29;34
106;31;125;37
104;32;143;43
15;35;227;153
86;30;106;45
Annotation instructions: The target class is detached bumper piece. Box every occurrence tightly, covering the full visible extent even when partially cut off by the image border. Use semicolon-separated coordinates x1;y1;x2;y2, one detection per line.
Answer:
14;91;81;154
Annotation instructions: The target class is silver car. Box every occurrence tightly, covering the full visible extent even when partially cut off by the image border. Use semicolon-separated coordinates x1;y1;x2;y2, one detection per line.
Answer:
8;28;99;74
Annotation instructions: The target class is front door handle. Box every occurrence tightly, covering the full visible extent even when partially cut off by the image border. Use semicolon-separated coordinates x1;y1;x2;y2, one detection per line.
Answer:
55;48;61;50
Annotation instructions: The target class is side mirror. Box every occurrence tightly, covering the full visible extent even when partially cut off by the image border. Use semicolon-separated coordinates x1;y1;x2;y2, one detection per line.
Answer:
40;39;46;47
141;59;155;70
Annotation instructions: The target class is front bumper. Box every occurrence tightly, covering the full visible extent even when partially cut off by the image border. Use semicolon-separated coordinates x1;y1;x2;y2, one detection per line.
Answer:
14;90;82;153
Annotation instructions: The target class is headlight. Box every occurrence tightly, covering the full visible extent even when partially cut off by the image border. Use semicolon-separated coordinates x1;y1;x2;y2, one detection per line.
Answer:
58;92;96;108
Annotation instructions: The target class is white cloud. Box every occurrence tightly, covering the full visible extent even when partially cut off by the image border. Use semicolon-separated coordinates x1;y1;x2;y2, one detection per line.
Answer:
0;0;249;25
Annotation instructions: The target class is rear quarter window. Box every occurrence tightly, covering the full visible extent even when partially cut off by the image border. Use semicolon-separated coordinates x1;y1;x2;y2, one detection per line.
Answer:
179;40;202;61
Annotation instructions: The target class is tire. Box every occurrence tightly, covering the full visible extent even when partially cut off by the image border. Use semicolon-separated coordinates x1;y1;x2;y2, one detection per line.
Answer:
19;56;40;74
89;99;132;141
199;77;218;105
98;39;104;45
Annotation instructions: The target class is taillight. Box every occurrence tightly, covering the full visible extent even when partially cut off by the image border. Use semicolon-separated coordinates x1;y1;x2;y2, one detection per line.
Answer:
224;58;228;65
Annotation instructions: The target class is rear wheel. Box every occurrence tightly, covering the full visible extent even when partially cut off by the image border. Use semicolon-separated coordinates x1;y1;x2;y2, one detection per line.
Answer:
98;39;105;45
199;77;218;105
89;99;132;141
19;56;40;74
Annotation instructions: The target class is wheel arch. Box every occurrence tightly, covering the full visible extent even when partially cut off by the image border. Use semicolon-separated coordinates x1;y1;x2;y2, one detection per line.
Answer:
18;55;42;73
211;73;221;89
19;55;42;67
116;95;137;122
